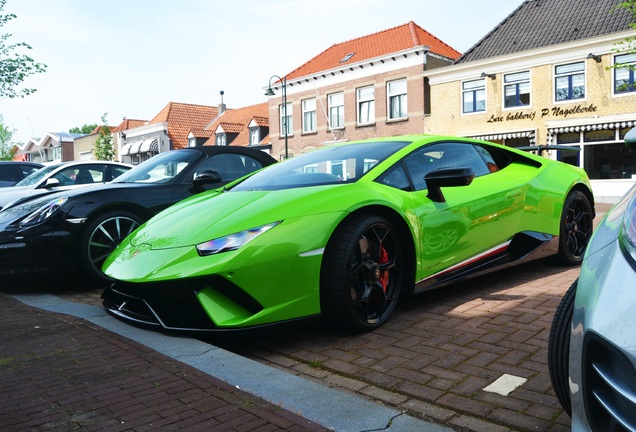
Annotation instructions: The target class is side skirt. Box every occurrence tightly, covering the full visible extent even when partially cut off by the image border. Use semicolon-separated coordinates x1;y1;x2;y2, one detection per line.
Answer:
413;231;559;294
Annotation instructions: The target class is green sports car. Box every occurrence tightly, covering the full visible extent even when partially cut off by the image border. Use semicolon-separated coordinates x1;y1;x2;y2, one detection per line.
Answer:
102;135;595;333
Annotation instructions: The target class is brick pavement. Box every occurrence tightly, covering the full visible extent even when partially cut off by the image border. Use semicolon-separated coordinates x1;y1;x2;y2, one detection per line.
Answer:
9;203;613;432
0;292;330;432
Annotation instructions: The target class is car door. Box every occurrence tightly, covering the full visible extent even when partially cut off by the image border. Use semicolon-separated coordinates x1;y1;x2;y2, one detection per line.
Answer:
402;142;527;280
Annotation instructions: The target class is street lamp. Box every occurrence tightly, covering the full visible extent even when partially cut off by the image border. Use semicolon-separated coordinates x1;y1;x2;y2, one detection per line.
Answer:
265;75;288;160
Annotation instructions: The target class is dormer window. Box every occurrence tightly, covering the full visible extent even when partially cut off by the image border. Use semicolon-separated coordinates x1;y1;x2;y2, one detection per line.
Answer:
249;128;260;145
216;133;227;146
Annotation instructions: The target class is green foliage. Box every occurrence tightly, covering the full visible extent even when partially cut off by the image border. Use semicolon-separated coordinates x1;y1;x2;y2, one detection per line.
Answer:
69;124;98;134
0;0;47;99
612;1;636;56
93;113;115;161
0;114;15;160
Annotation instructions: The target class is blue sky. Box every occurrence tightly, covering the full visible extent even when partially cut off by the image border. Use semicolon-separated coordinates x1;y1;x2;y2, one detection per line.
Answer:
2;0;518;143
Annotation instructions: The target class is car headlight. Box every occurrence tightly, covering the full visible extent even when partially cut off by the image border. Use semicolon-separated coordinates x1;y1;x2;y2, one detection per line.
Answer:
20;197;68;226
195;221;281;257
619;192;636;269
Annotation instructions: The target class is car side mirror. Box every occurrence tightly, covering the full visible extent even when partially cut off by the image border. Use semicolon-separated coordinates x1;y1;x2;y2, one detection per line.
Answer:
625;127;636;150
191;170;222;193
425;167;475;203
42;178;61;189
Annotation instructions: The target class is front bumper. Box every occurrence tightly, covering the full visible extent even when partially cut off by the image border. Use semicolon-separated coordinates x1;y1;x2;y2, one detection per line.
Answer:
0;224;76;277
569;212;636;431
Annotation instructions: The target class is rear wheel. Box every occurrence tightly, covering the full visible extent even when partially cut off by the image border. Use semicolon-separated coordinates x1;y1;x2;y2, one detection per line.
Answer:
320;214;404;332
81;211;144;285
555;190;593;265
548;279;576;416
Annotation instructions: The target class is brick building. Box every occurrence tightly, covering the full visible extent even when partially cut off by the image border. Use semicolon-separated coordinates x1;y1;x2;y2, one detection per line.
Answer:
423;0;636;202
265;21;461;160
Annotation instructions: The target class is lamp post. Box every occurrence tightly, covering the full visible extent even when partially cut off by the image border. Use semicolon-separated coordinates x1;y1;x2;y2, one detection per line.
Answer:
265;75;288;160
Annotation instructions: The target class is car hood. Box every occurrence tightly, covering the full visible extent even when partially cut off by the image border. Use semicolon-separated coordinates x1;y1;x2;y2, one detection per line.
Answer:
127;182;395;250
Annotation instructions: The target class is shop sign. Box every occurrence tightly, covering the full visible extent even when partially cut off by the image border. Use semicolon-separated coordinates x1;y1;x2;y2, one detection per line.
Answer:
486;103;598;124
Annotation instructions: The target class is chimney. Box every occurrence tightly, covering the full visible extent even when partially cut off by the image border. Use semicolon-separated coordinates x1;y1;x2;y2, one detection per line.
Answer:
218;90;226;114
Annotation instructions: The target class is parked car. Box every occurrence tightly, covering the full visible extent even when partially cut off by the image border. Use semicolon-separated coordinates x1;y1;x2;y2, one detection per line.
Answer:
0;146;276;283
101;135;595;334
0;161;44;187
548;127;636;431
0;160;132;210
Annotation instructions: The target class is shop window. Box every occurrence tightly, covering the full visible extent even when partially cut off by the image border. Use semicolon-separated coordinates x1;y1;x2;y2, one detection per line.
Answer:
462;79;486;113
555;62;585;101
584;143;636;179
504;71;530;108
614;53;636;94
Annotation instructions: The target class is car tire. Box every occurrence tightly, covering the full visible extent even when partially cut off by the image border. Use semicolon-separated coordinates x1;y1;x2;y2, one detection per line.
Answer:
80;211;144;285
554;190;593;266
548;278;576;416
320;214;404;333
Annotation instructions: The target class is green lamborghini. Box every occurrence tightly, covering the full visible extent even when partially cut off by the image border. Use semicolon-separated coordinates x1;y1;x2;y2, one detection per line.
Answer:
102;135;595;333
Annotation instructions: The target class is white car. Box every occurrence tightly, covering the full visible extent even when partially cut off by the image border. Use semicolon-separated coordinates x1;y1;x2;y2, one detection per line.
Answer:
0;161;131;210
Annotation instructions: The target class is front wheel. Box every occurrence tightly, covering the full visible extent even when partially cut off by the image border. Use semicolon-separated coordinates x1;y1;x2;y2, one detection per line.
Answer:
320;214;404;333
555;190;593;266
80;211;144;285
548;279;576;416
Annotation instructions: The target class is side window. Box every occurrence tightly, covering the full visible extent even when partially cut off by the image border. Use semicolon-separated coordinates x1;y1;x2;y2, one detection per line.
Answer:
195;154;263;182
110;166;130;181
55;166;103;185
375;163;411;191
21;165;41;177
402;143;491;191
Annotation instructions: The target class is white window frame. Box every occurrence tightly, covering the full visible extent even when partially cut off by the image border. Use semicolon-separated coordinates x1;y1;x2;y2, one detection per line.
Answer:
279;103;292;137
613;53;636;95
554;61;585;102
249;128;259;145
462;78;486;114
387;78;407;120
216;133;227;146
356;85;375;125
302;98;317;133
503;71;530;108
328;92;345;129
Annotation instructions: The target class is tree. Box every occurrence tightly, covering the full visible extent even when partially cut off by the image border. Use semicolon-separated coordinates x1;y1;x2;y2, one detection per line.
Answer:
0;0;47;99
69;124;98;134
93;113;115;161
0;115;15;160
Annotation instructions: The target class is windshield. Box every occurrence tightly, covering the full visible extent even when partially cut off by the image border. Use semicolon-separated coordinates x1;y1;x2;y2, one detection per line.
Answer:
114;150;201;184
15;164;62;187
232;140;409;191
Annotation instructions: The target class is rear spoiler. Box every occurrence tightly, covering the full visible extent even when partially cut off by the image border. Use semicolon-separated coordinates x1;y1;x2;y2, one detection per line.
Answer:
516;145;580;156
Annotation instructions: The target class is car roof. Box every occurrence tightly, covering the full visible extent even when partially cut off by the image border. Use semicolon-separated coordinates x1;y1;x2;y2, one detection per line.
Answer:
177;146;277;164
0;161;44;166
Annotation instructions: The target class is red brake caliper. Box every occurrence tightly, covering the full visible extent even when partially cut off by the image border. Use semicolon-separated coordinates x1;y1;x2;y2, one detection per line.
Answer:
378;246;389;293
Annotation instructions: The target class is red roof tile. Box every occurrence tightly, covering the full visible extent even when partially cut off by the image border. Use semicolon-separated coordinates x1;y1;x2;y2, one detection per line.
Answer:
111;119;147;133
285;21;461;81
149;102;219;149
203;102;269;147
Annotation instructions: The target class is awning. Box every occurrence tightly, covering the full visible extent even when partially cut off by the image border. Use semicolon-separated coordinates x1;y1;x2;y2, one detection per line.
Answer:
129;141;142;154
120;143;132;156
139;139;159;153
548;120;636;134
467;130;536;144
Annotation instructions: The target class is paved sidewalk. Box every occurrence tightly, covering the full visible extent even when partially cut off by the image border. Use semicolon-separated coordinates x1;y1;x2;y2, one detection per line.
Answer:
0;290;456;432
0;292;330;432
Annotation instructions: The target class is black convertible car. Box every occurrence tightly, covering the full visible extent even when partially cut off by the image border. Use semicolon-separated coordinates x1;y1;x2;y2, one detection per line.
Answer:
0;146;276;284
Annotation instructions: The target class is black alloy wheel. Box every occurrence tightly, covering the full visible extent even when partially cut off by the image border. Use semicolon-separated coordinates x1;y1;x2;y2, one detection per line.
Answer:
321;214;404;332
81;211;144;284
556;190;594;265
